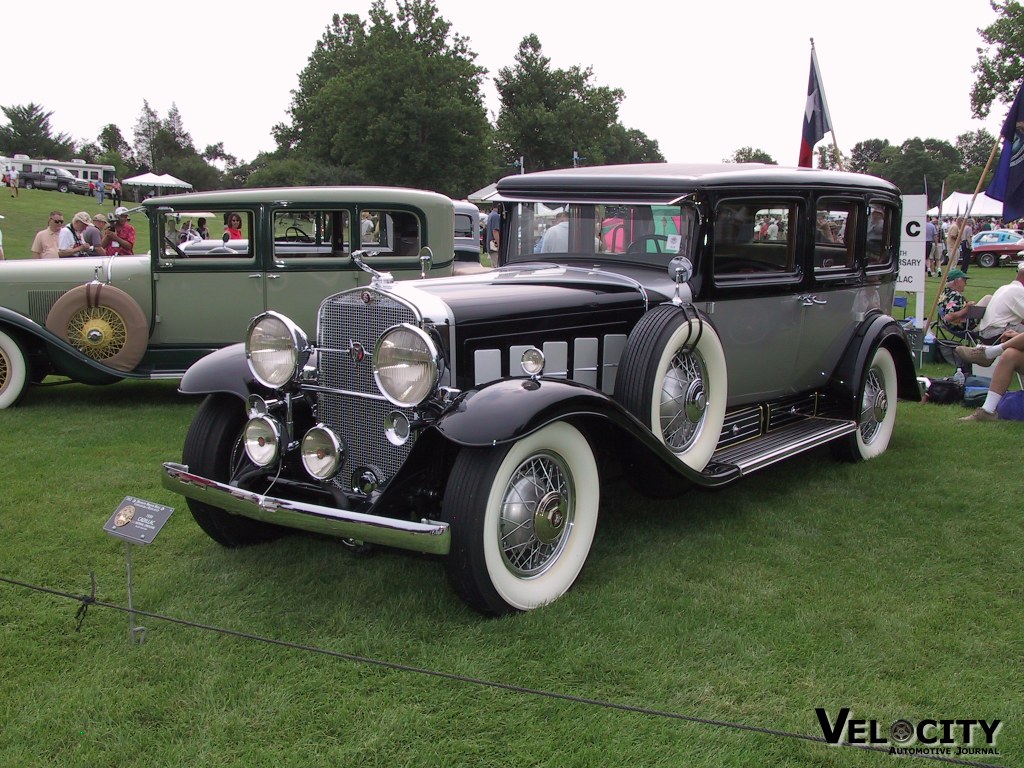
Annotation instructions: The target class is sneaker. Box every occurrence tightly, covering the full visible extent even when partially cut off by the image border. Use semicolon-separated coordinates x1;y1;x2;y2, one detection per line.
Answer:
955;345;992;367
959;407;998;422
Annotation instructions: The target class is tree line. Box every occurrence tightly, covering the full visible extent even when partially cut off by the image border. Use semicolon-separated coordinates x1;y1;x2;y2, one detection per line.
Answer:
2;0;1021;204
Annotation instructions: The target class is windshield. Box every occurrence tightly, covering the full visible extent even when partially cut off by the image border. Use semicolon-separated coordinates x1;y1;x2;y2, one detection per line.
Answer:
506;202;697;267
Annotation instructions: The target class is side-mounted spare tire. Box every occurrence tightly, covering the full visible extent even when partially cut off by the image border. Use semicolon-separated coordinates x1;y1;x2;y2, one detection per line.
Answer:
614;305;727;475
45;282;149;372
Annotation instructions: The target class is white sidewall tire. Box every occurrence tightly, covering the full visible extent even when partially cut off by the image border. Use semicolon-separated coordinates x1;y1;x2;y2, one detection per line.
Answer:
481;423;600;612
648;320;727;471
0;329;29;409
854;346;898;460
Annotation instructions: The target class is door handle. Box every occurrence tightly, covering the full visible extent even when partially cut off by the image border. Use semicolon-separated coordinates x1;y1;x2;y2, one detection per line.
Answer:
248;273;261;279
799;294;828;306
267;274;282;279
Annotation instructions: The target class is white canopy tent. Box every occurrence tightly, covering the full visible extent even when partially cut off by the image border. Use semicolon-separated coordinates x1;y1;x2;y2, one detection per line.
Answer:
926;191;1003;218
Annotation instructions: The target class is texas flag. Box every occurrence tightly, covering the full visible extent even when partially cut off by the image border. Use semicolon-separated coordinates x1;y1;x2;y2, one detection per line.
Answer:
799;45;833;168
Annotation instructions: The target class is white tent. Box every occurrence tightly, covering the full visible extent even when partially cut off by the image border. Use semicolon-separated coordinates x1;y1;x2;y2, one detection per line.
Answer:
156;173;193;189
926;191;1003;218
122;172;193;190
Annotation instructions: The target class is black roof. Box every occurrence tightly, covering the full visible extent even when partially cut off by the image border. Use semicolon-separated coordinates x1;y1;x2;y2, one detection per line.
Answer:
495;163;900;202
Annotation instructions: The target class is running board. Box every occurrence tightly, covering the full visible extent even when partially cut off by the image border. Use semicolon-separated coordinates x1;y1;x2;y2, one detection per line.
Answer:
711;417;857;476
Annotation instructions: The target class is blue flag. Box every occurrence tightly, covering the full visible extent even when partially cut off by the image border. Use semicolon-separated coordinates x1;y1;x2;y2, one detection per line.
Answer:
987;82;1024;222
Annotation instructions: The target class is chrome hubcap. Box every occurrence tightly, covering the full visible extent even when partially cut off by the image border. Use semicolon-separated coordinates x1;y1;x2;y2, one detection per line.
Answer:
660;348;708;452
499;453;574;577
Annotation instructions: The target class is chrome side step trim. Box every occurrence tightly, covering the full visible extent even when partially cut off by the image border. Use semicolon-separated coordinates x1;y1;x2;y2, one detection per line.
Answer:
161;463;450;555
712;417;856;475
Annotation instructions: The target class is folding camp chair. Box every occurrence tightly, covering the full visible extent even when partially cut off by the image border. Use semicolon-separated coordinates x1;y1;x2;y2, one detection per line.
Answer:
935;305;985;366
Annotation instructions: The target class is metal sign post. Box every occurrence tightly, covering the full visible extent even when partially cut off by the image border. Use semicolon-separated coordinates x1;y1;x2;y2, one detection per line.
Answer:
103;496;174;645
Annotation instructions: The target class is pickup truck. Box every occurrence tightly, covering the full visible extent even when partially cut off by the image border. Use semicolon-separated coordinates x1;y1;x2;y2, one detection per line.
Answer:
20;167;91;195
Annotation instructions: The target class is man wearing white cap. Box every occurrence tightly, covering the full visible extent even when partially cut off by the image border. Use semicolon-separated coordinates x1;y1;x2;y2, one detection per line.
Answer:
57;212;96;257
102;206;136;255
85;213;108;256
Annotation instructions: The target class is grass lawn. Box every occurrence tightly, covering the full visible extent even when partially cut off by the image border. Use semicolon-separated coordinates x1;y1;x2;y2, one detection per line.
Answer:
0;374;1019;767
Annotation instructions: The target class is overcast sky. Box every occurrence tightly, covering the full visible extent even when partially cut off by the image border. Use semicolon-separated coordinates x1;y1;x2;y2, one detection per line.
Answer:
3;0;1010;181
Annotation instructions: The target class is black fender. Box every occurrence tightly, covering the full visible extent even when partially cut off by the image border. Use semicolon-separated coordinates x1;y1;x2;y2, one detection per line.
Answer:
178;342;262;401
0;305;126;385
432;377;735;488
826;312;919;416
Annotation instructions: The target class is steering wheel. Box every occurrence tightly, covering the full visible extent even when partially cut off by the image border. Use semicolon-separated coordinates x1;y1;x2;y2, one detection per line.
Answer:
285;225;312;242
164;235;187;258
626;234;669;254
206;246;240;255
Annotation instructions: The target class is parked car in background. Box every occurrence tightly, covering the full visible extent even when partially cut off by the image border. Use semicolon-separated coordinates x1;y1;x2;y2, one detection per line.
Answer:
0;186;457;408
970;229;1024;267
20;166;91;195
452;199;487;274
162;163;918;616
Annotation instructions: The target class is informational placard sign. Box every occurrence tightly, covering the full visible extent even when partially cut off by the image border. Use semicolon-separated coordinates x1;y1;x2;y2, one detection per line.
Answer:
103;496;173;545
898;195;927;326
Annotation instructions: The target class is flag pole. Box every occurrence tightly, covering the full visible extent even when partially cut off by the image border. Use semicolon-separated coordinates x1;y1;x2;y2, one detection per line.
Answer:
922;138;1003;337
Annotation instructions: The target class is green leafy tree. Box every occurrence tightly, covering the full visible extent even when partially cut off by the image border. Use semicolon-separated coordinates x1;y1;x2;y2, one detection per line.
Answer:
494;35;662;172
132;100;160;171
971;0;1024;118
849;139;891;174
955;128;999;169
866;138;959;196
0;103;75;158
278;0;492;196
816;145;846;170
725;147;776;164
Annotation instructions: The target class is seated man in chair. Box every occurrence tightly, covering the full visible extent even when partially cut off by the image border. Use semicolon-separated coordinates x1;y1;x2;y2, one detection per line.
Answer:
937;269;977;333
957;330;1024;421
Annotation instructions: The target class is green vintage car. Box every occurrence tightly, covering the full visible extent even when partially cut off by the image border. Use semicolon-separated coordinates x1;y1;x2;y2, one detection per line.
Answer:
0;186;456;407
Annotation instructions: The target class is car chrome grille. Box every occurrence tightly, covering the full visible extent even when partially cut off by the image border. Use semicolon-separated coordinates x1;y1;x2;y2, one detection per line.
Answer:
316;290;420;492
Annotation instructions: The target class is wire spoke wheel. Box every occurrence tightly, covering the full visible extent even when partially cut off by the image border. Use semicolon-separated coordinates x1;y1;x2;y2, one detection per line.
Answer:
67;306;129;361
858;366;887;445
499;452;573;577
660;348;709;453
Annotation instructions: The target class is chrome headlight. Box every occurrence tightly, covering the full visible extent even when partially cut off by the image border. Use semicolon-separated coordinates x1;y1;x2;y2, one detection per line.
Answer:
301;426;343;480
373;324;440;407
243;416;280;466
246;312;310;389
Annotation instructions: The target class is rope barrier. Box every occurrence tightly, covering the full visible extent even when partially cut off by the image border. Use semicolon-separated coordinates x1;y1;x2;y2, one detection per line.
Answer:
0;574;1006;768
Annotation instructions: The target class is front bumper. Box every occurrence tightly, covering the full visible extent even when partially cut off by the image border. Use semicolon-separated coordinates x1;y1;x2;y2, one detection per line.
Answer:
161;462;451;555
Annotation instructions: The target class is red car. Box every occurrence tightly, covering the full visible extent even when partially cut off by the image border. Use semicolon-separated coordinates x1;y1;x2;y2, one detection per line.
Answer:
970;229;1024;267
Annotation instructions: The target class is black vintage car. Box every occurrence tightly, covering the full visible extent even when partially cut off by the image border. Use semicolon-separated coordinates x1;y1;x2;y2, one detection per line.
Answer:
162;163;918;615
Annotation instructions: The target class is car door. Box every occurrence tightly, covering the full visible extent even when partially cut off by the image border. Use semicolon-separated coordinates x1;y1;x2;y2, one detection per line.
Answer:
792;199;897;390
707;198;804;405
150;208;264;346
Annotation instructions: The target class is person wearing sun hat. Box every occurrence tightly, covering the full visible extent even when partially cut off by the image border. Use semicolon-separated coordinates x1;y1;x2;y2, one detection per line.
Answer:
83;212;108;256
938;268;973;331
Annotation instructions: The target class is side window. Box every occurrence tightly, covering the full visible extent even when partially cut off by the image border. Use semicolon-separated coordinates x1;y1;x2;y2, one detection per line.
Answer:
713;201;798;279
865;202;896;269
162;210;252;259
814;201;858;274
454;213;475;239
273;210;349;260
360;209;422;257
